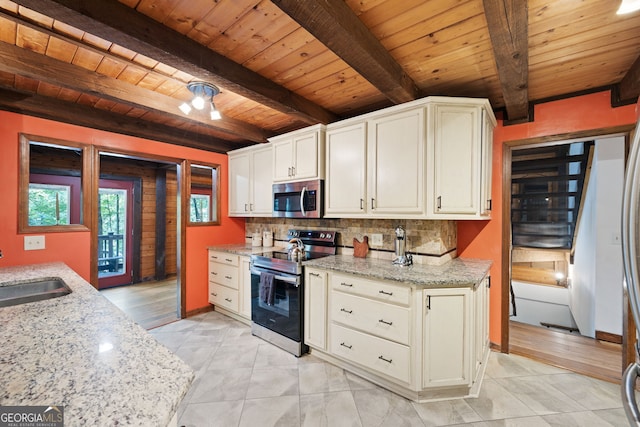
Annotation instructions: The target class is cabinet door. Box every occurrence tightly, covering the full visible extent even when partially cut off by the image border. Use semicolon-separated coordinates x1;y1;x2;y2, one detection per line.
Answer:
239;256;252;319
423;287;471;388
325;123;367;216
272;139;294;182
431;104;481;215
304;268;328;350
479;109;493;217
293;132;319;180
228;153;251;215
251;146;273;215
368;108;425;215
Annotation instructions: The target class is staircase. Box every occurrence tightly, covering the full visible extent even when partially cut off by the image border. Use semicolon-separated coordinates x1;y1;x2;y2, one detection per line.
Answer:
511;141;594;250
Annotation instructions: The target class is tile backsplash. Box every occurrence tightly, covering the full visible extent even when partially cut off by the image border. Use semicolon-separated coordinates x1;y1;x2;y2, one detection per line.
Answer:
245;218;456;265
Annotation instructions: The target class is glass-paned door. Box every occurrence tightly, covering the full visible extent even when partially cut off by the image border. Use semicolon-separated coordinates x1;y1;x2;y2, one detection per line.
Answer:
98;180;134;289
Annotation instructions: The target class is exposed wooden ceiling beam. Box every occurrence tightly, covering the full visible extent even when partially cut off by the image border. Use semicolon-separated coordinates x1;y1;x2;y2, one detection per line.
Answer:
483;0;529;122
16;0;337;125
0;40;268;142
0;86;244;153
618;54;640;102
271;0;420;104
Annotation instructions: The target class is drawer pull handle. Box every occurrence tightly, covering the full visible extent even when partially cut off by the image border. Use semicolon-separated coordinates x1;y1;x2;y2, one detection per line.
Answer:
211;272;218;275
378;319;393;326
225;275;232;280
378;355;393;364
225;298;232;302
211;255;218;259
378;290;393;296
309;272;321;277
340;342;352;350
211;292;217;297
340;308;353;314
341;282;353;287
225;258;233;262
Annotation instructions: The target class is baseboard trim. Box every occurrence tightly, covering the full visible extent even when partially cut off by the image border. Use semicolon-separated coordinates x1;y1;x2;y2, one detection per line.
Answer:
185;305;213;318
595;330;622;344
490;341;502;353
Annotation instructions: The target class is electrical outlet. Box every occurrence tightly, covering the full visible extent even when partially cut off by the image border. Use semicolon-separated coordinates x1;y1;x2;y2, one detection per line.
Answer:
370;233;383;246
24;235;45;251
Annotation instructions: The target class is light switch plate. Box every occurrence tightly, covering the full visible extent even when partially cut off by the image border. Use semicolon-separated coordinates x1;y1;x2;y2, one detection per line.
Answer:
370;233;383;247
24;235;45;250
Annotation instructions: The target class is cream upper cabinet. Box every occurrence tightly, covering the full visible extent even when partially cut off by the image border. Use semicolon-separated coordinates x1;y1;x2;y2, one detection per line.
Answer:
367;107;425;216
325;106;425;218
325;121;367;216
426;98;496;219
270;124;325;182
228;144;272;217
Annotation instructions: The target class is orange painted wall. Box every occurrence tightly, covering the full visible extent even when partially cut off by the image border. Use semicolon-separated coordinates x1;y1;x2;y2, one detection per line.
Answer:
458;90;637;347
0;111;245;312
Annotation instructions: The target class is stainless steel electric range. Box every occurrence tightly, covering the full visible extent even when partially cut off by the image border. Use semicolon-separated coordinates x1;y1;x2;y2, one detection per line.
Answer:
250;229;337;356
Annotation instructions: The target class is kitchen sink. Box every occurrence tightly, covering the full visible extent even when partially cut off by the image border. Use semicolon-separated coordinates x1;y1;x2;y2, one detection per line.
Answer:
0;278;72;308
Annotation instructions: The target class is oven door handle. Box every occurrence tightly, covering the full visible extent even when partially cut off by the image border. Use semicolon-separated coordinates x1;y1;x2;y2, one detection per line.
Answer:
251;267;300;286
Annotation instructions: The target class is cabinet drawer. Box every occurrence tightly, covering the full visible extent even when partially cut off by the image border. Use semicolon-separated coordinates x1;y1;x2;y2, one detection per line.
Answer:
331;323;410;384
209;263;239;289
331;291;410;345
209;283;239;312
331;273;410;306
208;251;239;266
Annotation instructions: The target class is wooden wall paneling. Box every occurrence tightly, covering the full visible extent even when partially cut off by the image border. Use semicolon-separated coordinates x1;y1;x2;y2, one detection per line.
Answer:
165;169;178;276
155;168;167;280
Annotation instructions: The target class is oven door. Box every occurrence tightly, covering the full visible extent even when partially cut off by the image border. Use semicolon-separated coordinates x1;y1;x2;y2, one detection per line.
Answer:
250;265;303;342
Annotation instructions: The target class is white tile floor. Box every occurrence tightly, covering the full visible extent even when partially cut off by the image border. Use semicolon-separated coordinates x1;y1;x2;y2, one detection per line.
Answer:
150;310;630;427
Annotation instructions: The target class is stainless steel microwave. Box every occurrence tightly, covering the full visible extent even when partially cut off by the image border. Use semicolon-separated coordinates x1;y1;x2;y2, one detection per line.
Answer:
272;179;323;218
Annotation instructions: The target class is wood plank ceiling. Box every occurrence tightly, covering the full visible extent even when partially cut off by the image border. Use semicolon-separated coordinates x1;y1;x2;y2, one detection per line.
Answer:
0;0;638;153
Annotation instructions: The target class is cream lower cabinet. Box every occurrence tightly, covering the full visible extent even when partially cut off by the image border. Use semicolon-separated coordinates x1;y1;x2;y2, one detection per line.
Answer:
304;269;489;402
422;287;471;388
208;250;251;323
304;268;328;350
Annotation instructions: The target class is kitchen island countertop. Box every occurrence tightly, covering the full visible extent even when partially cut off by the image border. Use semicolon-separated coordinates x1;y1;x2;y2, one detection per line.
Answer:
303;255;491;288
0;262;194;426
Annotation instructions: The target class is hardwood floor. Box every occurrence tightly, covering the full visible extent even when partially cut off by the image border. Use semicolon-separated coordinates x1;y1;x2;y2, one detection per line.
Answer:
100;278;179;330
509;320;623;384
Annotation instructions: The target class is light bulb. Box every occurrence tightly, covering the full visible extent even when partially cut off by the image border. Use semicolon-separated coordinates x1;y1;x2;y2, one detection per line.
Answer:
618;0;640;14
178;102;191;115
210;102;221;120
192;96;205;110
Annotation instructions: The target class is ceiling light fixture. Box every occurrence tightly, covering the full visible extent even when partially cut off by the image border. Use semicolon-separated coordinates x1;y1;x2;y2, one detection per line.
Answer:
617;0;640;14
179;82;222;120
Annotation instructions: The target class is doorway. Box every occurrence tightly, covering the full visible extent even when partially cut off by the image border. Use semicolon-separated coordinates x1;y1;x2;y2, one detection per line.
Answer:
502;128;632;382
98;179;134;289
97;153;180;329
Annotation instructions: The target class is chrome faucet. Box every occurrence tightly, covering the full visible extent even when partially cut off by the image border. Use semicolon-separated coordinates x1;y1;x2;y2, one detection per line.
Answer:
288;238;306;263
392;226;413;266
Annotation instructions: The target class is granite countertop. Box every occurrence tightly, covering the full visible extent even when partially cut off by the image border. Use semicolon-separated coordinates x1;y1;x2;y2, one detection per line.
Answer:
0;263;194;426
207;243;285;256
303;255;491;288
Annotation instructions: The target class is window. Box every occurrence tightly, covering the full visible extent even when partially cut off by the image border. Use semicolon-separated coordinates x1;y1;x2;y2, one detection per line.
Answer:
190;193;210;222
28;183;71;226
188;163;220;225
19;134;91;233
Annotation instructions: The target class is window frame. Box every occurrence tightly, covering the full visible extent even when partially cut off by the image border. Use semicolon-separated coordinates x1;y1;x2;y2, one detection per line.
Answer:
187;161;221;226
19;133;92;233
